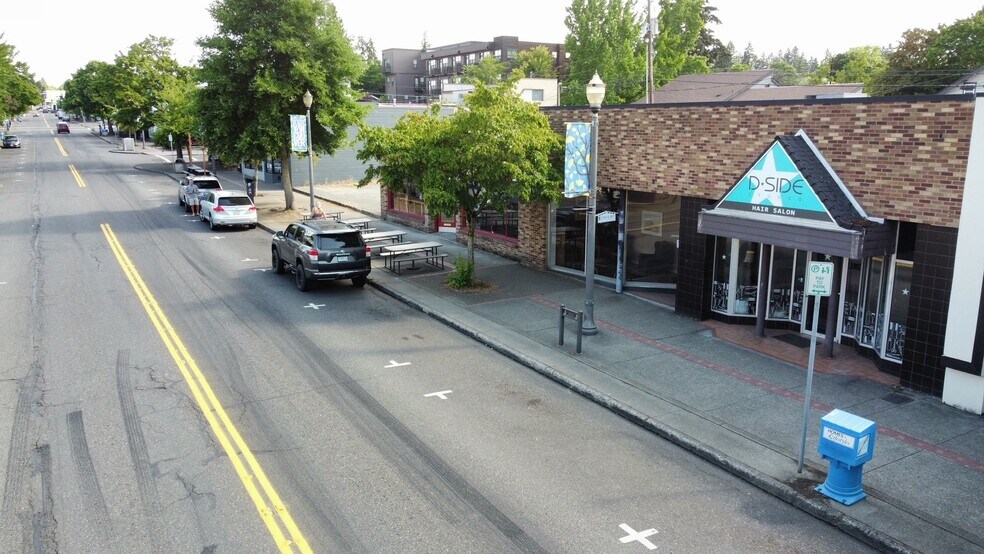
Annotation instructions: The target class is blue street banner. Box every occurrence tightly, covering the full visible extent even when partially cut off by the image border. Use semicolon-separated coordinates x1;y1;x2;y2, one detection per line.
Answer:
564;122;591;198
290;114;308;152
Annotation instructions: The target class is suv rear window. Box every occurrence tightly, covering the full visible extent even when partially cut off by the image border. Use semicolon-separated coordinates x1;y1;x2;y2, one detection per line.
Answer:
196;179;221;189
218;197;252;206
316;233;362;250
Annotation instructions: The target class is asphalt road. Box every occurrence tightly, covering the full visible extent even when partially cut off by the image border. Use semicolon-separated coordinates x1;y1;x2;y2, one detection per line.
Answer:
0;115;873;552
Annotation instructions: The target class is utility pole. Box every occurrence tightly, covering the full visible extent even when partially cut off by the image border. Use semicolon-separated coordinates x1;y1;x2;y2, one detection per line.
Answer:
646;0;654;103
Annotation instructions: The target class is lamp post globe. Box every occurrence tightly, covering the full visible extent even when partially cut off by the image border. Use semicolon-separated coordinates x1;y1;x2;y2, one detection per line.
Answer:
582;72;605;335
303;90;315;213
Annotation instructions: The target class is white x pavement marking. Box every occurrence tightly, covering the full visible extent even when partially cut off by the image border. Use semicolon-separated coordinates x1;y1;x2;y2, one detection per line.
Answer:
304;303;325;310
619;523;658;550
424;390;452;400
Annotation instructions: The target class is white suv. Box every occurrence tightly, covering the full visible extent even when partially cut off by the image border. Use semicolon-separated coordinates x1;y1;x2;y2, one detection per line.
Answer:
178;174;222;212
199;190;257;230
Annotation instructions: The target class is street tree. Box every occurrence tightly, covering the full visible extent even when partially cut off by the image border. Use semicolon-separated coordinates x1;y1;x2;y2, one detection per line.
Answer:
62;61;116;126
563;0;646;105
358;79;563;283
111;36;183;139
652;0;709;86
514;46;558;78
153;69;201;158
463;56;508;84
0;38;42;120
197;0;367;210
354;37;385;97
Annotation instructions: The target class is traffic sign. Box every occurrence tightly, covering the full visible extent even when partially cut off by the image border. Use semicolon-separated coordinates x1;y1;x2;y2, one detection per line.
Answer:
806;261;834;297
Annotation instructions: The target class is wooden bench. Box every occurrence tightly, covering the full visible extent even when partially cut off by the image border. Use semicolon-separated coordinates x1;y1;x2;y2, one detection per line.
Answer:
379;241;444;272
388;252;448;274
362;230;407;244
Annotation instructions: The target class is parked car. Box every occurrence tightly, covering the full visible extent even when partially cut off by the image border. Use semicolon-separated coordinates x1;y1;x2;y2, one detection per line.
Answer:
271;220;371;290
178;173;222;211
199;190;257;230
2;135;20;148
56;123;69;134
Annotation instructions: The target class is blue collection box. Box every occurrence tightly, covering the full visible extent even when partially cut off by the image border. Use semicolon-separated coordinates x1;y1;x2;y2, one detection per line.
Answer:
816;409;877;505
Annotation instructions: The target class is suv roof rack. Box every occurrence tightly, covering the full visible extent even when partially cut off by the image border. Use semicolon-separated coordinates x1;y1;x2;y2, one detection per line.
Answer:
183;166;211;176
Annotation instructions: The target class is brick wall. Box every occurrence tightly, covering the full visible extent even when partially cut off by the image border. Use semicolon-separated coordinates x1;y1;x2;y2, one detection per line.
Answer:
545;96;973;229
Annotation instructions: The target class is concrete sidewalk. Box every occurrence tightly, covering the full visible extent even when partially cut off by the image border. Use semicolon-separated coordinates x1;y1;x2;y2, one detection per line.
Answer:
128;141;983;553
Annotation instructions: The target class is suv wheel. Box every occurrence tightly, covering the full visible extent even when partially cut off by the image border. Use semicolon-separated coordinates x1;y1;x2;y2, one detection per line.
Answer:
295;262;309;291
272;249;285;274
178;194;185;207
209;216;217;230
352;276;367;288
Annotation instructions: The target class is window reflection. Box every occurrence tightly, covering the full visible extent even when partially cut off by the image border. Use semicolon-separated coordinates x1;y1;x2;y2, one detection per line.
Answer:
712;237;732;313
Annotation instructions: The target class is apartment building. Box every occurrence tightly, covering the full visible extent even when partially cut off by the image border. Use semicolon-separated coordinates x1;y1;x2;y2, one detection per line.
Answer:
381;36;566;102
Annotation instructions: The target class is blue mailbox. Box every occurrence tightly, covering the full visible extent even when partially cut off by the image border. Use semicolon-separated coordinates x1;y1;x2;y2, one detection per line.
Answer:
816;409;877;505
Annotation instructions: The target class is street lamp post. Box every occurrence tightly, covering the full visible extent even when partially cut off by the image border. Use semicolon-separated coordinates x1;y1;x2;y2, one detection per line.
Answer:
582;72;606;335
303;89;315;214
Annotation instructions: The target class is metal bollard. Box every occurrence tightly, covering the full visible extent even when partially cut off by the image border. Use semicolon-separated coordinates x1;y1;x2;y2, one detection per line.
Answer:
559;304;584;354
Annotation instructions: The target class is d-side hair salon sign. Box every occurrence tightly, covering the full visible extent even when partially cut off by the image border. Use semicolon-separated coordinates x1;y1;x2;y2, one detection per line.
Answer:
717;143;834;223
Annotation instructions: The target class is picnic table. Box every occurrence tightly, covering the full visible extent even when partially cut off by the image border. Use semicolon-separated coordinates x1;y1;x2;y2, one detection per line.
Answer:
379;241;447;274
300;209;342;221
361;230;407;244
340;217;375;229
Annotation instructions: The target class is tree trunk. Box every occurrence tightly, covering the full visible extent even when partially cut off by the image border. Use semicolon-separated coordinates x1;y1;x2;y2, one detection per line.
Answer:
186;133;194;164
466;212;477;282
280;144;294;210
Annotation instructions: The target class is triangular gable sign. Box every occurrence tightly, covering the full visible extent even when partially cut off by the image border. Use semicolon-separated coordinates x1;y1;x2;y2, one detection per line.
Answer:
716;141;834;224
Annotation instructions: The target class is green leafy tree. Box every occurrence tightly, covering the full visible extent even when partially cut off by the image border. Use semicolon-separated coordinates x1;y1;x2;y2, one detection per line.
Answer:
462;56;508;84
563;0;646;105
869;8;984;96
514;45;558;78
62;61;116;124
0;39;42;120
112;37;183;137
198;0;367;209
693;4;731;71
153;69;200;156
652;0;709;86
358;79;563;280
354;36;385;96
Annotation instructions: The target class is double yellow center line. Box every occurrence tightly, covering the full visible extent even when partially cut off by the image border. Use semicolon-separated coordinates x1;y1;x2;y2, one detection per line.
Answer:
69;164;85;188
100;224;310;553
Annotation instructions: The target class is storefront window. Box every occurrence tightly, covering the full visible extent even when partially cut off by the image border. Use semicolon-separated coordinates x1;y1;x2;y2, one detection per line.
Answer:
859;257;884;347
475;200;519;239
553;196;585;271
841;260;862;337
712;237;732;313
769;247;794;318
735;242;759;316
625;192;680;285
885;261;912;361
791;250;807;323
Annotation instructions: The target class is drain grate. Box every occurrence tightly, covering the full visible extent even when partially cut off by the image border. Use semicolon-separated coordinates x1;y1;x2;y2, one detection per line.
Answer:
882;392;913;405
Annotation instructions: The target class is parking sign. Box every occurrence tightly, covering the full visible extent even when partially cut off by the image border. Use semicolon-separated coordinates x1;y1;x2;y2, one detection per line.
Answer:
807;261;834;296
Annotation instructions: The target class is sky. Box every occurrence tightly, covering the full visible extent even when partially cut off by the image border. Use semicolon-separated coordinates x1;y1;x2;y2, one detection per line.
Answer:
3;0;982;86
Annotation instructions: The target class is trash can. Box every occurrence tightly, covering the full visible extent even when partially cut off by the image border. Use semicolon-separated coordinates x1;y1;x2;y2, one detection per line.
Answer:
245;176;256;200
173;158;186;173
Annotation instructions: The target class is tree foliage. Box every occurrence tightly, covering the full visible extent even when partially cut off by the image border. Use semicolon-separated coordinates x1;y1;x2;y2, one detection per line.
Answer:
353;36;385;96
112;37;185;134
197;0;367;209
563;0;646;105
652;0;709;85
358;79;563;279
62;61;116;123
0;38;42;120
513;45;558;78
462;56;508;84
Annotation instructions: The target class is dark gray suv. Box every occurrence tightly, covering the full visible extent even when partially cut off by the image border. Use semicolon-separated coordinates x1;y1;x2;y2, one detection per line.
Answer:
271;220;371;290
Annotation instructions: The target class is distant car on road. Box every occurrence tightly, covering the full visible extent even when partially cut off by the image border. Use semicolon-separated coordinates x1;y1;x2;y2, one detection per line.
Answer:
271;220;371;290
199;190;257;230
2;135;20;148
56;123;69;134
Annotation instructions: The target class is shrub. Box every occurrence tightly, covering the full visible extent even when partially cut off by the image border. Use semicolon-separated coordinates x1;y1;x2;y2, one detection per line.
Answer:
446;256;474;289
